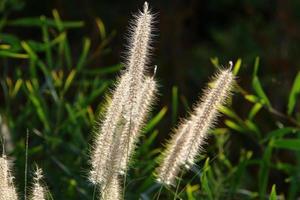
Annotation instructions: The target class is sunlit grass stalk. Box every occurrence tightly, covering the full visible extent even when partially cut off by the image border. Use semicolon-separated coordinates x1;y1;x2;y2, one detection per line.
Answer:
0;155;18;200
156;68;235;185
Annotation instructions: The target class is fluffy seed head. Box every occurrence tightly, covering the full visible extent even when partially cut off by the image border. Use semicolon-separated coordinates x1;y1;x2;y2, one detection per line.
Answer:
100;176;121;200
90;73;130;184
30;167;47;200
89;2;156;188
118;76;157;174
0;155;18;200
125;1;154;117
156;68;235;185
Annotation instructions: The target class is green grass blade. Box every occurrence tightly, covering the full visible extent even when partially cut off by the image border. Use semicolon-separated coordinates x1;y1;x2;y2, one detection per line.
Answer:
7;17;84;28
269;184;277;200
0;51;28;58
172;86;178;124
143;106;168;134
41;16;53;68
287;71;300;115
262;127;296;143
248;102;263;120
76;38;91;71
201;158;213;200
252;76;271;108
252;57;271;108
259;139;273;199
233;58;242;75
273;139;300;151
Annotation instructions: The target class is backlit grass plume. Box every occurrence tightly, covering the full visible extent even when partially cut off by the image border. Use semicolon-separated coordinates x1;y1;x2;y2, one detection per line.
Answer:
100;175;121;200
156;68;235;186
0;155;18;200
118;76;157;174
90;73;131;184
30;167;47;200
89;2;156;194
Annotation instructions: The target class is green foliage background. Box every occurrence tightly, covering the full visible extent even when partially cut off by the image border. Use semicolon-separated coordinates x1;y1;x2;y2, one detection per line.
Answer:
1;0;300;199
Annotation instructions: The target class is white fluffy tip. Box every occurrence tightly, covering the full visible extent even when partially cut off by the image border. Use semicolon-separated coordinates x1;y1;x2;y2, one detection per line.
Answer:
144;2;149;12
153;65;157;77
229;61;233;70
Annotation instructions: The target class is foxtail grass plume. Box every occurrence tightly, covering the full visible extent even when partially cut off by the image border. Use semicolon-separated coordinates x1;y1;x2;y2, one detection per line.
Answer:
156;68;235;186
118;76;157;173
125;1;153;108
89;1;156;190
100;175;121;200
30;167;47;200
90;73;131;184
0;155;18;200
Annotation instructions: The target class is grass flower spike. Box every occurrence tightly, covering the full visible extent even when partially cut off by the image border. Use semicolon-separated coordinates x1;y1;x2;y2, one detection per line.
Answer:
119;76;157;173
126;1;153;103
90;73;131;184
30;167;47;200
90;1;156;194
0;155;18;200
156;68;235;185
100;175;121;200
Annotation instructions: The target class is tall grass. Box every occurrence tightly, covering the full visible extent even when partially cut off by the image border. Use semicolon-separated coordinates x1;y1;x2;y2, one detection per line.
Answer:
0;1;300;200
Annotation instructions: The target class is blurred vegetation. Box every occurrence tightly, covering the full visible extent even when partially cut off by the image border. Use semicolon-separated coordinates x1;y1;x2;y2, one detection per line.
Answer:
1;0;300;199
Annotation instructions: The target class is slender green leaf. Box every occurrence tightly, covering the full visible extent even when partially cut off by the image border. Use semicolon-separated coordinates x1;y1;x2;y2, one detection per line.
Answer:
201;158;213;200
7;17;84;28
95;17;106;40
63;70;77;93
252;76;271;108
287;71;300;115
273;139;300;151
52;9;64;31
143;106;168;133
259;139;273;199
233;58;242;75
253;56;260;76
172;86;178;124
219;106;241;122
41;15;53;68
186;184;198;200
225;120;247;133
21;41;38;60
248;102;263;120
76;38;91;70
263;127;296;143
269;185;277;200
244;94;259;103
252;57;271;108
0;51;28;59
210;57;219;68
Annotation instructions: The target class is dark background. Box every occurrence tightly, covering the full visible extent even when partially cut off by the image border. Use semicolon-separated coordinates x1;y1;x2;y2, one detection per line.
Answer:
4;0;300;101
